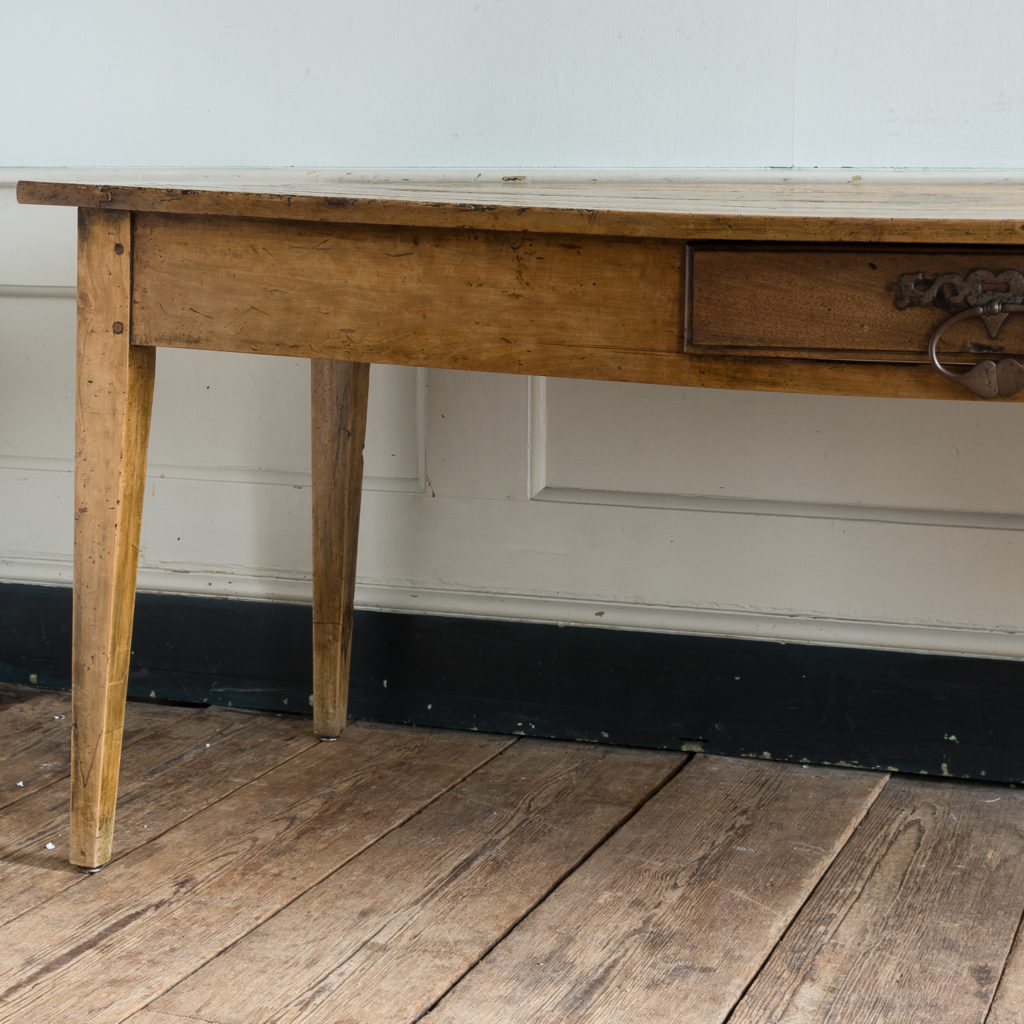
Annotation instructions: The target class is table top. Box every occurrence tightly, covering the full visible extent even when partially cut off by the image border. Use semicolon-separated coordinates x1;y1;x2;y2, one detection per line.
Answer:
17;178;1024;244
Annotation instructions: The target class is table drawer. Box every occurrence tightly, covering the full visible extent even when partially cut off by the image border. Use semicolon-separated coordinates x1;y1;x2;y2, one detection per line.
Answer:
687;244;1024;362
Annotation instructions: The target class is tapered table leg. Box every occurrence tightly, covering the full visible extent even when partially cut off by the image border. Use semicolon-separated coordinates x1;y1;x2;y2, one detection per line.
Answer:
70;208;155;870
311;360;370;738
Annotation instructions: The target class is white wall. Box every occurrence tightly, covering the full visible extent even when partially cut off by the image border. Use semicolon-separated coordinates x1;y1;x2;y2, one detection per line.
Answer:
5;0;1024;658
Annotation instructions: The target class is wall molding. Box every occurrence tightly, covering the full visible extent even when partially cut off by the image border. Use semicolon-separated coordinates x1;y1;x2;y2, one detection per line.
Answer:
0;454;72;474
0;453;417;495
527;375;547;499
528;379;1024;531
0;284;75;300
531;485;1024;533
2;554;1022;661
350;584;1024;662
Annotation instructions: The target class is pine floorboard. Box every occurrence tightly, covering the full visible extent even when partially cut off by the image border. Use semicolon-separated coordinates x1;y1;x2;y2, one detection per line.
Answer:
1;681;1023;1024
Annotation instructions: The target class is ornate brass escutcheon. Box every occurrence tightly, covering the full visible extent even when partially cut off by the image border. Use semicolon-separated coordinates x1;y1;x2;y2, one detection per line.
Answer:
895;270;1024;398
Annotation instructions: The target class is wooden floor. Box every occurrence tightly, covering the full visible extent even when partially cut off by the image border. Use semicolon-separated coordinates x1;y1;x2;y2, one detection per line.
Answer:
2;683;1024;1023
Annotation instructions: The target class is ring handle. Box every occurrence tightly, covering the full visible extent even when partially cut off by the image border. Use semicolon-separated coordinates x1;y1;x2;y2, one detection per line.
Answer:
928;302;1024;398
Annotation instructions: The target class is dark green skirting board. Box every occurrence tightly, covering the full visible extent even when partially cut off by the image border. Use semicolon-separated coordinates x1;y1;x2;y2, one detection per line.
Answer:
2;581;1022;782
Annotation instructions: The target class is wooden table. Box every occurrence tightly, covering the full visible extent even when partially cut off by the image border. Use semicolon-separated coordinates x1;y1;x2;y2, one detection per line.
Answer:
16;178;1024;870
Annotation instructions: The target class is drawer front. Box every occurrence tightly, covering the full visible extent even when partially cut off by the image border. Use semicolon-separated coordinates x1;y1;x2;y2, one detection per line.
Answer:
687;244;1024;362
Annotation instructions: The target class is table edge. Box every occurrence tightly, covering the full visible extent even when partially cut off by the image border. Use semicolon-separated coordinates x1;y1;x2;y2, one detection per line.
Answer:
17;179;1024;244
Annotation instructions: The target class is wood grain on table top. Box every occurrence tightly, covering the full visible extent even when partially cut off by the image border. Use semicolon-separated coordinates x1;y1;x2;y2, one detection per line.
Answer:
18;179;1024;243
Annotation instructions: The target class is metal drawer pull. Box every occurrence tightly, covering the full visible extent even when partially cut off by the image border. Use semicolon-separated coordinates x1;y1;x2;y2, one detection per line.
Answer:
928;302;1024;398
894;269;1024;398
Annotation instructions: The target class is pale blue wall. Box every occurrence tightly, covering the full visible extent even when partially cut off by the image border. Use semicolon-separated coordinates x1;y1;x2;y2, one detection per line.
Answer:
4;0;1023;168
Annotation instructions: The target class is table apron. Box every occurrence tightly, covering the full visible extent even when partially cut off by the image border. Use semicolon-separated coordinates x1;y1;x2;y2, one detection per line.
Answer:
128;211;1015;400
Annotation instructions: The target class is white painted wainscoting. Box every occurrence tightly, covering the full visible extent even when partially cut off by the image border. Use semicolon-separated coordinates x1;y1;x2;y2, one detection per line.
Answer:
3;173;1024;660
